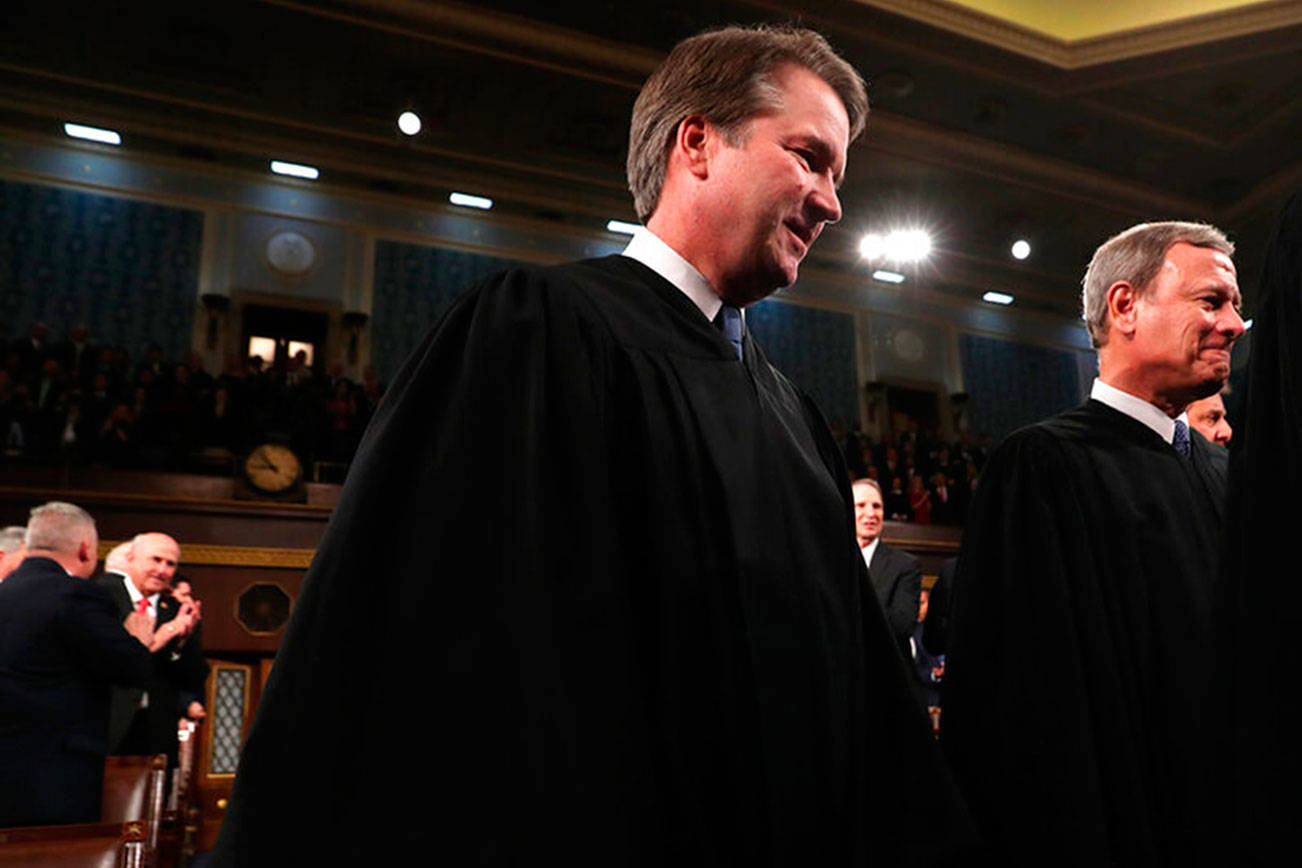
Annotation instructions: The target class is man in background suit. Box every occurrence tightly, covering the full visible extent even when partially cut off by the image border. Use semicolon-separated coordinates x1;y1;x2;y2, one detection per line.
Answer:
0;501;152;826
0;525;25;580
97;532;207;766
853;478;922;653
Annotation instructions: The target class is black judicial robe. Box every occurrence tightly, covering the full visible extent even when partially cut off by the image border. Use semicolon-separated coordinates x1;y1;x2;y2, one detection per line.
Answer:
1222;192;1302;865
212;256;972;865
943;399;1227;866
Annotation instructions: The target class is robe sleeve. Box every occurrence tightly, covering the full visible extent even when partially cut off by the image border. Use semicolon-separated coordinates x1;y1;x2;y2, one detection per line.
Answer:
213;267;658;864
941;427;1131;865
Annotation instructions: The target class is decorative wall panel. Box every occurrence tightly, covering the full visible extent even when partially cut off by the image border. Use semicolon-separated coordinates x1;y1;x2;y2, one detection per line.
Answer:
0;180;201;357
370;240;520;381
747;298;859;426
959;333;1083;440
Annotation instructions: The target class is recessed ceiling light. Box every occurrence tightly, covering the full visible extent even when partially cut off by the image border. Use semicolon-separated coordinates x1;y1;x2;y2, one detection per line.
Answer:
872;269;906;284
606;220;640;235
449;192;493;210
1011;239;1031;260
983;291;1014;305
398;111;422;136
270;160;319;179
64;123;121;145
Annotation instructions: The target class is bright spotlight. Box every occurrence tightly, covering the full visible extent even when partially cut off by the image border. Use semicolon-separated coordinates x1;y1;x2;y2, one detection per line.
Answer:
983;291;1015;305
889;229;931;262
64;123;121;145
1011;239;1031;260
270;160;319;180
861;229;932;263
859;233;886;260
872;269;906;284
398;111;422;136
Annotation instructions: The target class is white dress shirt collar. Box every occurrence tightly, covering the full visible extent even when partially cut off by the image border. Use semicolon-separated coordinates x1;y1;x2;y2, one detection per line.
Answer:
1090;378;1189;446
859;537;881;570
122;573;158;616
622;228;724;322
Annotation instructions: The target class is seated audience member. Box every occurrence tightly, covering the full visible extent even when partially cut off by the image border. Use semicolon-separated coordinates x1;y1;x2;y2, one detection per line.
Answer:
0;502;152;827
908;475;932;524
853;479;922;654
98;533;208;766
886;476;910;521
929;471;955;525
0;525;25;580
1187;391;1232;446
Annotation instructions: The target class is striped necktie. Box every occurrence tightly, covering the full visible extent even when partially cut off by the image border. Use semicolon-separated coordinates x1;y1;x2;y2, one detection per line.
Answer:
717;304;743;360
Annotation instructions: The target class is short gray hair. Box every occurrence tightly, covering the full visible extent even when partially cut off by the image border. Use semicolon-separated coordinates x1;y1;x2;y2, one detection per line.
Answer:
626;24;868;223
852;478;882;498
25;502;95;553
1081;221;1234;348
0;526;24;554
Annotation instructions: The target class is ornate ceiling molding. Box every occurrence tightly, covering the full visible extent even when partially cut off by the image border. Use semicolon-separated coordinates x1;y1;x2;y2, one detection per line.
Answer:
851;0;1302;68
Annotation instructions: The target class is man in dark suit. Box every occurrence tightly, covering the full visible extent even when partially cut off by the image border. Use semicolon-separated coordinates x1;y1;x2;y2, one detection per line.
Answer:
0;501;153;826
96;532;207;766
853;478;922;653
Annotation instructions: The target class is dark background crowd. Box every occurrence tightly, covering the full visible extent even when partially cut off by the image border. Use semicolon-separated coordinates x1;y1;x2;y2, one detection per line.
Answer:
836;425;987;527
2;323;385;482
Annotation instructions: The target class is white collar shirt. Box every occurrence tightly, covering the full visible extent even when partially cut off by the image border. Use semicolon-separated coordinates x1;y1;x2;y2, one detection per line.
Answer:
859;537;880;571
622;228;727;323
121;574;159;620
1090;378;1189;446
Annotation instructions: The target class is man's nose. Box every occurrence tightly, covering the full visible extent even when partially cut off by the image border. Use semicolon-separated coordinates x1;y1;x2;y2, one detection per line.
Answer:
810;173;841;225
1223;305;1246;340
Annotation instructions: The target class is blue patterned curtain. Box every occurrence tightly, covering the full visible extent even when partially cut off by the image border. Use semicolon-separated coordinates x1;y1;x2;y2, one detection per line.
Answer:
959;333;1083;439
747;299;859;426
370;240;520;382
0;180;201;358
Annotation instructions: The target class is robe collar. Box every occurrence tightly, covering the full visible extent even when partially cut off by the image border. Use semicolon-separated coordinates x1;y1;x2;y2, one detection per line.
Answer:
1090;378;1189;446
621;228;726;323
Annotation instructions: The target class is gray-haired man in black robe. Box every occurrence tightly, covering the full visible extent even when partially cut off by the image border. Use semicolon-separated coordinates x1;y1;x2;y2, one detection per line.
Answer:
214;24;971;866
943;221;1245;865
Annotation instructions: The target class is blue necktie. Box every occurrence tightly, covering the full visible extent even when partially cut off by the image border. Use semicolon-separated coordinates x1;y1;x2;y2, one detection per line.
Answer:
718;305;743;361
1172;419;1191;457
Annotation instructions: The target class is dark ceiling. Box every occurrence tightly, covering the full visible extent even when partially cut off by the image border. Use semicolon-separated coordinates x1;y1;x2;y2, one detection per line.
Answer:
2;0;1298;321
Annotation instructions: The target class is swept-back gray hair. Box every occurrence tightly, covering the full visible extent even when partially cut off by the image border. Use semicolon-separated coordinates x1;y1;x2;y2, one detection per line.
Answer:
626;24;868;224
25;501;95;553
851;478;882;498
1081;221;1234;348
0;526;25;554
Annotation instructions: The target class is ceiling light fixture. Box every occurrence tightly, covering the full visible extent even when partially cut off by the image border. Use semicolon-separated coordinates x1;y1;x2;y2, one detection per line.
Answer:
270;160;319;179
983;291;1015;305
1011;239;1031;260
64;123;121;145
398;111;422;136
449;192;493;210
606;220;640;235
872;269;906;284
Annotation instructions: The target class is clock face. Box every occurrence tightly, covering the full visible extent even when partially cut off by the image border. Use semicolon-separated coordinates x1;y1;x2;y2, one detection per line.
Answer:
244;444;302;493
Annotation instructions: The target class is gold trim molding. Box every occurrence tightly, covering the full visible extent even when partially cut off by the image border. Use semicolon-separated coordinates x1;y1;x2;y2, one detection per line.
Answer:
852;0;1302;68
99;541;315;569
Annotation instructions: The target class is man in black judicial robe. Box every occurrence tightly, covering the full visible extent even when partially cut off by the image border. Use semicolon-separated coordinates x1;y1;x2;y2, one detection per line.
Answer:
214;25;971;866
943;222;1245;865
1221;192;1302;865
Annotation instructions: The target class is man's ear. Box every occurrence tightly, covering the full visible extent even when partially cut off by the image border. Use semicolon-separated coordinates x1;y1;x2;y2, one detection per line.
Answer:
674;114;713;180
1106;281;1140;339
